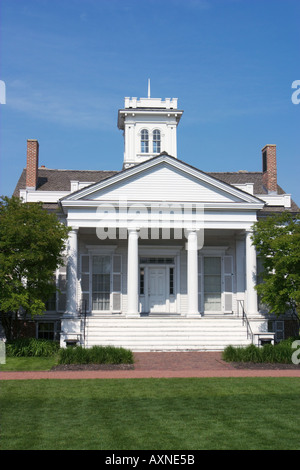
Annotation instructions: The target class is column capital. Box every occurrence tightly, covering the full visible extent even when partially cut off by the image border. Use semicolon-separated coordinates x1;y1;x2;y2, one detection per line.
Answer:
127;227;140;234
68;226;79;233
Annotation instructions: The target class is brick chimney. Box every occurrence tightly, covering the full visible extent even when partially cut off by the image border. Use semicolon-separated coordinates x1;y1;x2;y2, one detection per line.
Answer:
262;144;277;193
26;139;39;189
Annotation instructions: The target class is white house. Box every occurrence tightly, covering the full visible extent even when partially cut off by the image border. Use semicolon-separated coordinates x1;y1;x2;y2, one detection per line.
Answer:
13;91;299;350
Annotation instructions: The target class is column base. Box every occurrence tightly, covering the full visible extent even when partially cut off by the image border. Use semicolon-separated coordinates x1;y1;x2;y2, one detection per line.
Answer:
126;312;140;318
186;312;201;318
60;317;81;348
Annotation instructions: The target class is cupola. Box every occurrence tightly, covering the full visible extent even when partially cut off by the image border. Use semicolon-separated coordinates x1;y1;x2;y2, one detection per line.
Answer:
118;81;183;168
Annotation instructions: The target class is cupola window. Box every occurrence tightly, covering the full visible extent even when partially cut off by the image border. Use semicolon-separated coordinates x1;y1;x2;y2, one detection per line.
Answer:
153;129;161;153
141;129;149;153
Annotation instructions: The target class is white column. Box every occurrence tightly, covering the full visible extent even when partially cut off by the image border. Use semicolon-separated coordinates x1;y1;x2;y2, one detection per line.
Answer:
245;230;258;315
65;227;78;317
187;230;199;316
236;236;245;312
127;229;139;317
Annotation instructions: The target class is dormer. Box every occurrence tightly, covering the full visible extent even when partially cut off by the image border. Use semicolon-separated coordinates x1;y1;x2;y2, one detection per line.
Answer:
118;85;183;168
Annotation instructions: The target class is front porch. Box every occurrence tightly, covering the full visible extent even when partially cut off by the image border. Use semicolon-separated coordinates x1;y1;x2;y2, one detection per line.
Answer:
59;227;274;350
59;154;270;350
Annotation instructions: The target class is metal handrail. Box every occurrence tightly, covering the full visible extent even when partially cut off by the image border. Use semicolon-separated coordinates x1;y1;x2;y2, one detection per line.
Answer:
77;299;87;347
238;300;254;342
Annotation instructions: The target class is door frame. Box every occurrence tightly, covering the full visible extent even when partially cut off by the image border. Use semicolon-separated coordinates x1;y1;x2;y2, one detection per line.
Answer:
138;247;182;314
148;266;167;313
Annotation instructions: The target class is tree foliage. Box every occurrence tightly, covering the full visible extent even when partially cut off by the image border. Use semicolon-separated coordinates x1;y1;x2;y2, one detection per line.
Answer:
0;196;70;325
251;212;300;317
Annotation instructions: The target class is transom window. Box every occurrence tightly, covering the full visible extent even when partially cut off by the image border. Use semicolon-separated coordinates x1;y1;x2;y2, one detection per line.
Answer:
153;129;161;153
141;129;149;153
140;257;174;265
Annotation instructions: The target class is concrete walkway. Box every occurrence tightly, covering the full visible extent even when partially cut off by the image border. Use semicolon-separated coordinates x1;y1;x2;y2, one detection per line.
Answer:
1;352;300;380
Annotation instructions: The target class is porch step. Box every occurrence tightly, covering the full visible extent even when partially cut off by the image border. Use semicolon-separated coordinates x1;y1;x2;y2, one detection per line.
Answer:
82;316;252;351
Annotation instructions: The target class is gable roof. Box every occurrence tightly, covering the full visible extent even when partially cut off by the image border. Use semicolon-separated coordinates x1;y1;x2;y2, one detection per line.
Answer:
60;154;265;209
13;154;299;213
13;168;118;196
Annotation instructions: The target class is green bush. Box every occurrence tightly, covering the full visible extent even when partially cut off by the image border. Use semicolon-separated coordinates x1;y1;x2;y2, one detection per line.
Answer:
57;345;134;365
222;337;300;364
6;338;60;357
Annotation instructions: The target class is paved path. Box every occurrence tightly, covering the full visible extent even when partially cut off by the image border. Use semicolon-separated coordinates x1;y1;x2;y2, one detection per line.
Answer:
1;352;300;380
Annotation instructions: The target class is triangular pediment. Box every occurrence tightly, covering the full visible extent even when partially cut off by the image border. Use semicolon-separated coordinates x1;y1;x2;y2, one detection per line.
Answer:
61;155;264;207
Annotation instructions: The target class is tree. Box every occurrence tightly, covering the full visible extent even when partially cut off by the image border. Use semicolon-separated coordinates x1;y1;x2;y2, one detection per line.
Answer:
251;211;300;321
0;196;70;339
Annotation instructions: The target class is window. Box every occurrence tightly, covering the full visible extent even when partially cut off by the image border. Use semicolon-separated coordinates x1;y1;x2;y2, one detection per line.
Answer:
140;268;145;295
45;292;56;311
153;130;161;153
169;267;174;295
141;129;149;153
92;256;110;310
204;257;221;311
38;322;55;340
45;276;56;311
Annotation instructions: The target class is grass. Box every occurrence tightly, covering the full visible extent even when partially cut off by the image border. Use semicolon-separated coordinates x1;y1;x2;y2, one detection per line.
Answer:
0;378;299;450
1;343;134;370
0;356;58;371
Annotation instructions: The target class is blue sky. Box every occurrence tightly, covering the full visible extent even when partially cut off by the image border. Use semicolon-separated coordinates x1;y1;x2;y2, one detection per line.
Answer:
0;0;299;204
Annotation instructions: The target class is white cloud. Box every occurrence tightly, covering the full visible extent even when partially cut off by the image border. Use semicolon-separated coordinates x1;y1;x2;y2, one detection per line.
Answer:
7;80;117;130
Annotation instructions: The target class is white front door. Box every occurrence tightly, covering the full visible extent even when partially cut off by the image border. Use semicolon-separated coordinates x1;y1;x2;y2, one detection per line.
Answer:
149;267;166;313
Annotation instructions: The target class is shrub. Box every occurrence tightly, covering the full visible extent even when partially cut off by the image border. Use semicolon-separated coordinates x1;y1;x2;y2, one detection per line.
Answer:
6;338;60;357
57;345;134;365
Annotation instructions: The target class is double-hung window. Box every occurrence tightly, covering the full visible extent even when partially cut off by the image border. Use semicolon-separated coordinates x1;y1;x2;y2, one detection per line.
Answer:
141;129;149;153
92;256;110;310
153;130;161;153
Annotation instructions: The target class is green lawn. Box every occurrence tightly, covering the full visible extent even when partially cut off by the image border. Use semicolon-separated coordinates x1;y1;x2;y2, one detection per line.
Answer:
0;378;299;450
0;356;58;371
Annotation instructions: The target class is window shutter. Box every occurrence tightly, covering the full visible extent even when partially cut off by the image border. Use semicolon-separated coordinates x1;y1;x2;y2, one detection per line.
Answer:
112;254;122;312
81;255;90;312
223;256;233;313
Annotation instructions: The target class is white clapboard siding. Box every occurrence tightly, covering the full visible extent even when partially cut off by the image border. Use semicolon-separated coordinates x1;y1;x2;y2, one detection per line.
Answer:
85;165;242;203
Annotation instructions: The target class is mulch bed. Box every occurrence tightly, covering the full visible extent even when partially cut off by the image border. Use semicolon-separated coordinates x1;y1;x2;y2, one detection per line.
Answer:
51;363;134;371
51;362;300;371
232;362;300;370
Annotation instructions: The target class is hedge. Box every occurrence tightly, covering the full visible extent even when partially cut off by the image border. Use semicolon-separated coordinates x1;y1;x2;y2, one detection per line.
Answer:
222;337;300;364
6;338;60;357
57;345;134;365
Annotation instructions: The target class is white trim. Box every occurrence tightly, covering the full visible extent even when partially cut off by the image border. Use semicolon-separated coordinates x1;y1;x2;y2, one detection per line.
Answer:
61;156;264;205
86;245;117;254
